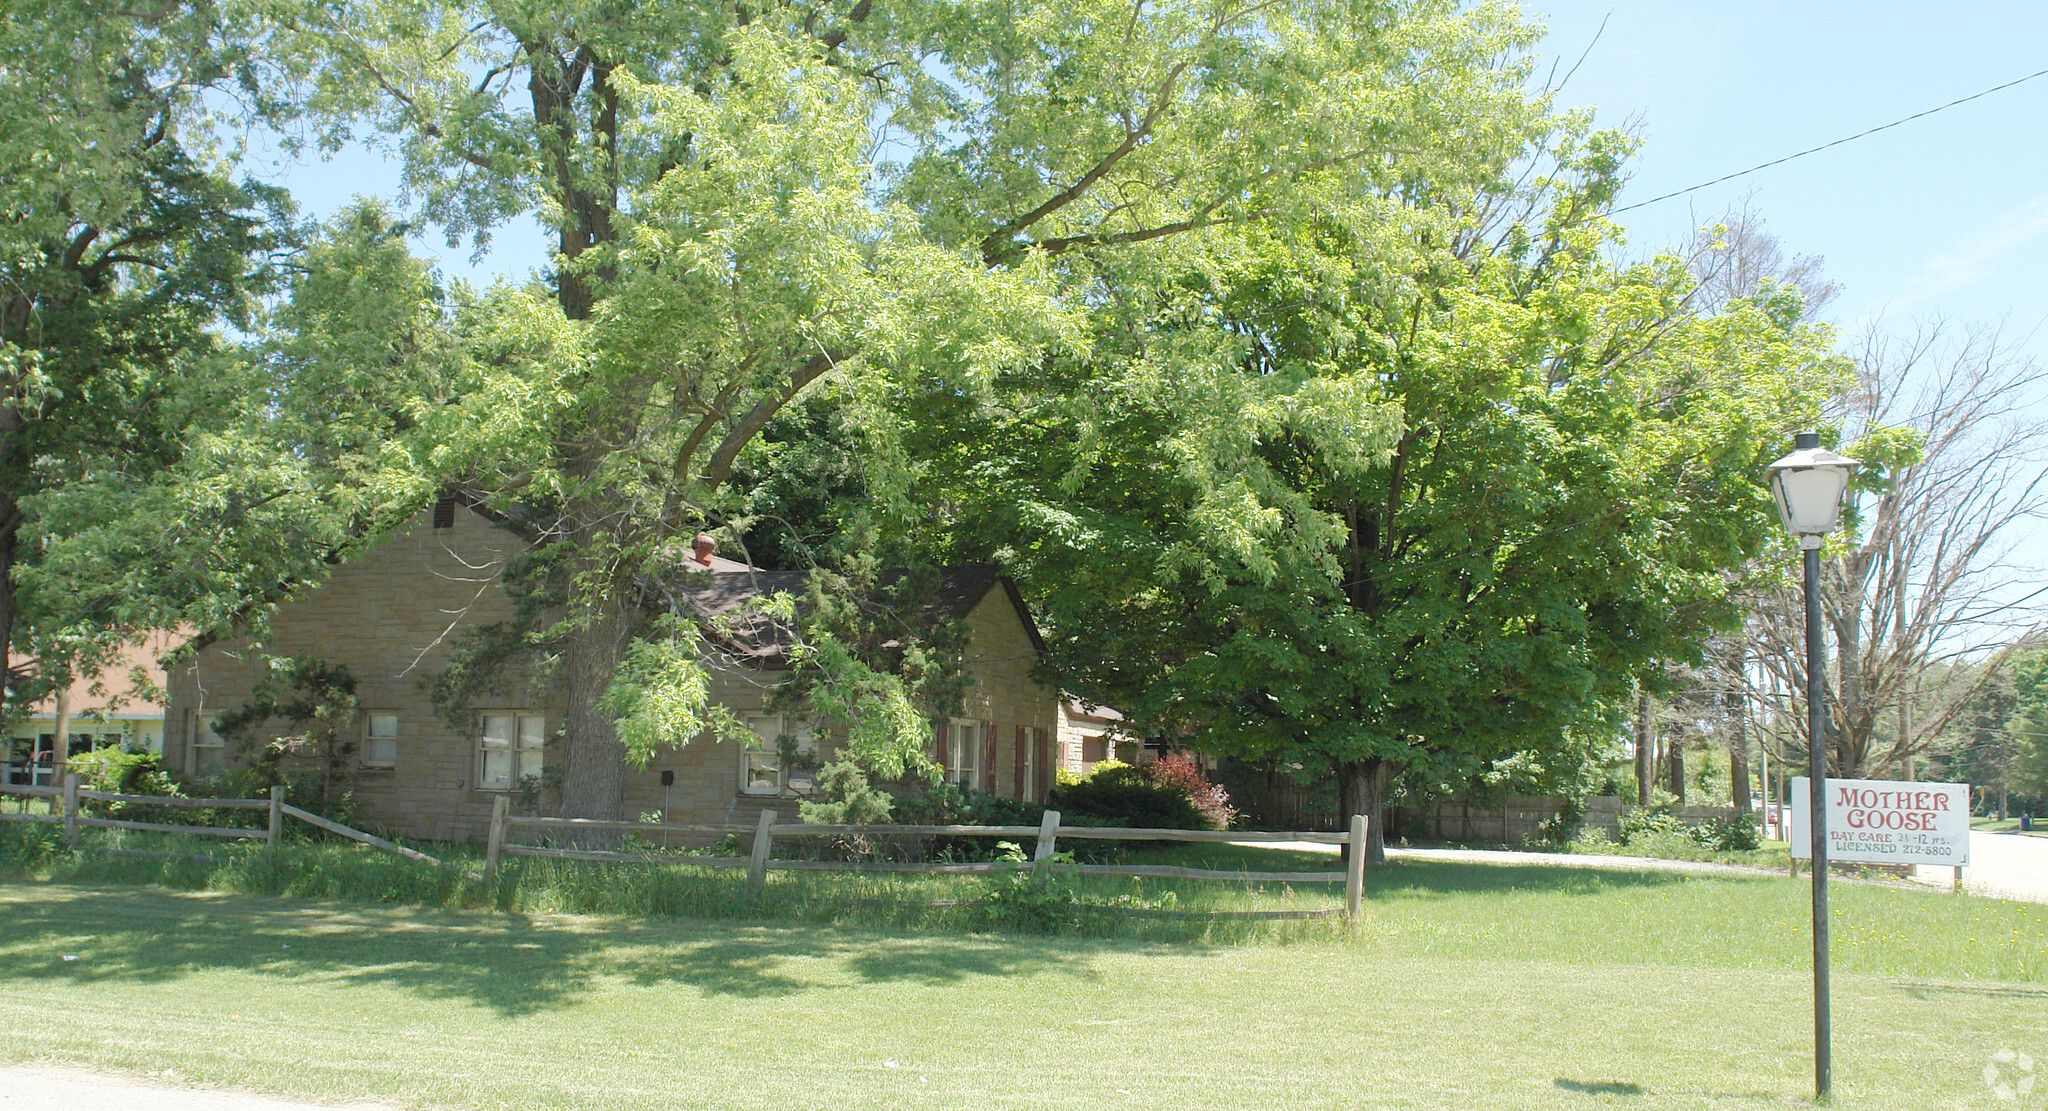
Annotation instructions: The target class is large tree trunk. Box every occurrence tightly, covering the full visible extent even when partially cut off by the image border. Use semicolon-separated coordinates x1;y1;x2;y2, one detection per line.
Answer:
1336;758;1388;865
1667;733;1685;804
555;579;634;836
1727;684;1751;814
1635;688;1653;806
0;504;14;720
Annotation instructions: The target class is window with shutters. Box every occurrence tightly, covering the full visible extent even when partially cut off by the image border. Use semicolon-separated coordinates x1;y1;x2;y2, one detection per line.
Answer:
945;719;980;786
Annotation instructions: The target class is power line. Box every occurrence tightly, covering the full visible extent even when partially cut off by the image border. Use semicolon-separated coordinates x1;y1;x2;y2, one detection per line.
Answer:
1612;65;2048;215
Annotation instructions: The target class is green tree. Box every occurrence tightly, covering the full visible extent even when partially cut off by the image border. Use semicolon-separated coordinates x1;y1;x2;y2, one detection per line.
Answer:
24;203;469;695
2000;647;2048;813
213;655;362;810
293;0;1569;824
0;1;293;710
925;112;1846;859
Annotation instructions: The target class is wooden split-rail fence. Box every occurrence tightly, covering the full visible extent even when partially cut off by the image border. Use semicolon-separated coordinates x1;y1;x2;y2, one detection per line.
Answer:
2;777;1370;921
486;797;1371;920
0;774;480;880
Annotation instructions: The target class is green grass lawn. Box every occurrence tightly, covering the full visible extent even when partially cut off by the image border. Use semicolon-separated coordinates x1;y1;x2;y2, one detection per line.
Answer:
2;839;2045;1110
1972;817;2047;837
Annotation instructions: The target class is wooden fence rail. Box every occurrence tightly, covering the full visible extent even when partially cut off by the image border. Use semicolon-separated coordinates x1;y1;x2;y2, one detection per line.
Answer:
0;782;61;824
8;778;1370;920
1;777;468;874
486;803;1371;921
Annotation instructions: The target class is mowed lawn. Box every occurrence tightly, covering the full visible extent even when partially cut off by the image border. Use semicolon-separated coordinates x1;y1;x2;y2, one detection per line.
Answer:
0;855;2043;1111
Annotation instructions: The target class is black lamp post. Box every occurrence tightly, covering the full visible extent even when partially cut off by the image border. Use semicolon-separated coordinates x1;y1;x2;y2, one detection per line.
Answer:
1766;431;1859;1101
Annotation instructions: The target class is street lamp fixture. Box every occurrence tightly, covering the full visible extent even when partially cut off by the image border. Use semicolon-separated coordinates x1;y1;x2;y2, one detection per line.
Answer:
1768;433;1859;547
1766;430;1859;1102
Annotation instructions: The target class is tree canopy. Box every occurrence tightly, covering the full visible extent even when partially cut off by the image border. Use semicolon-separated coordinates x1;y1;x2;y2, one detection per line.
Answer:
918;107;1847;856
0;1;296;712
5;1;1858;846
257;0;1618;824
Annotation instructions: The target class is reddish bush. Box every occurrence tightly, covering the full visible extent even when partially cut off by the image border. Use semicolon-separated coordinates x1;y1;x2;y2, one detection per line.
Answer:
1142;754;1237;831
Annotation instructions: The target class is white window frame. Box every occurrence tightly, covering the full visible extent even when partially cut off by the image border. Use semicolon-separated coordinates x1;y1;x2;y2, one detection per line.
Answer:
362;713;399;769
188;712;226;778
1025;726;1049;798
476;712;545;792
946;718;980;787
742;714;816;796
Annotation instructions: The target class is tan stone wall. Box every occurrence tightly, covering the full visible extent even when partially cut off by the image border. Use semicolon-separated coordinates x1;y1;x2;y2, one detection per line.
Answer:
164;507;541;842
621;662;799;830
1057;705;1123;774
948;588;1059;800
165;517;1059;841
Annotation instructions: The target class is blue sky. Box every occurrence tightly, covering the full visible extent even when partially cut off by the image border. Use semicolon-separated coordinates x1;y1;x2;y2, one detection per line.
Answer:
1532;1;2048;352
272;2;2048;363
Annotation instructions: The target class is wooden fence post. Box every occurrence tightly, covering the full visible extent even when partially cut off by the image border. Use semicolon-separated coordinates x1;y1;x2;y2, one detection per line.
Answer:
1031;809;1061;883
61;773;80;848
267;785;285;848
746;808;777;898
1344;813;1367;922
484;795;508;879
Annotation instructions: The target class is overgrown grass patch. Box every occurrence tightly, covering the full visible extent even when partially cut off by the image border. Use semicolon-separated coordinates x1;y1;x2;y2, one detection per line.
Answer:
4;825;2042;979
0;826;1353;942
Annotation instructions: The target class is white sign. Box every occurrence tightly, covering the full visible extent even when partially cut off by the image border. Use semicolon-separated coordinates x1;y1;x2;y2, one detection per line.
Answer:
1789;778;1970;866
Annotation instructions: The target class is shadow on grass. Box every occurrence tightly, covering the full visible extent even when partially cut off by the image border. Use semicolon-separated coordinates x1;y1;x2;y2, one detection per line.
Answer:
1553;1078;1645;1096
1365;859;1716;899
0;882;1114;1017
1893;981;2048;1002
1116;843;1731;897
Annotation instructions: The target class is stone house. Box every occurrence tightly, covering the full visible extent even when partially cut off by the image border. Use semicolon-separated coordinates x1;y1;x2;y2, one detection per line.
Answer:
1058;699;1131;773
160;498;1064;843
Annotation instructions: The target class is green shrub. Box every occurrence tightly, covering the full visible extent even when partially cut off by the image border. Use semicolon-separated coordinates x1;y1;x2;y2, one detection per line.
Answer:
0;821;64;867
890;784;1053;862
799;760;894;825
1692;813;1761;852
1049;763;1206;831
1537;795;1589;845
1566;826;1618;855
970;841;1077;933
67;745;178;799
1616;804;1686;845
1141;754;1236;830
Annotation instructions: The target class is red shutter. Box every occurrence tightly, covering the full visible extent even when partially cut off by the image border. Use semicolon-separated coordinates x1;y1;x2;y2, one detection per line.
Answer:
1014;726;1028;800
982;722;998;792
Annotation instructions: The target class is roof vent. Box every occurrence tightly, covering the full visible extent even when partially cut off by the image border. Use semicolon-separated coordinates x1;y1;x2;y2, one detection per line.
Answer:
431;497;456;529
